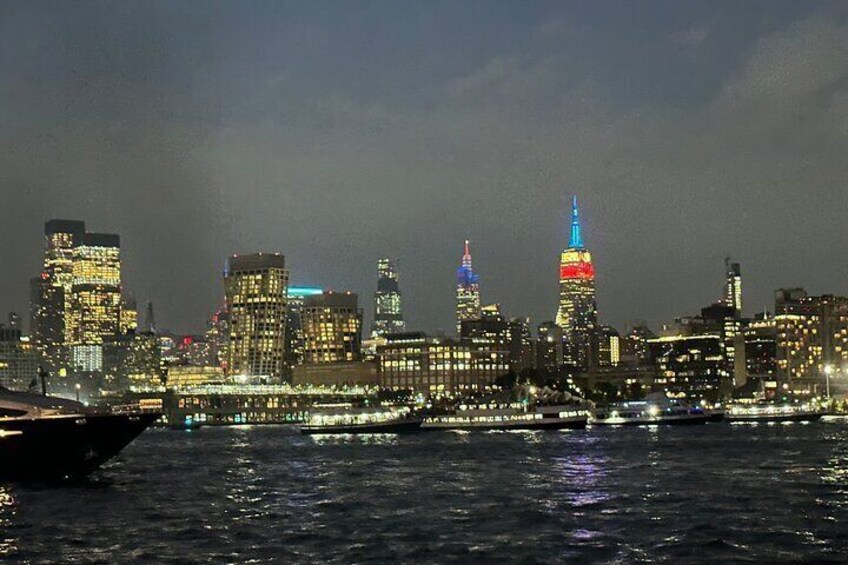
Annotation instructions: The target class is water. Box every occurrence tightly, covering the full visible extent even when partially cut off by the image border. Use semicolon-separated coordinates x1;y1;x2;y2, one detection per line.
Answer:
3;421;848;564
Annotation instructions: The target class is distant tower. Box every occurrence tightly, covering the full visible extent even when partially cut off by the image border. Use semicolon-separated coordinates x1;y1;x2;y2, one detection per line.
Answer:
455;240;481;334
144;301;157;334
724;258;742;316
555;196;598;369
372;258;406;338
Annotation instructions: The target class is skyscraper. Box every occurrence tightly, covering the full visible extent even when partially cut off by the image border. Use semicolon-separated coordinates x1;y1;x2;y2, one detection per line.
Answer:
455;240;481;334
68;232;122;372
31;220;86;362
371;258;406;337
555;196;598;369
224;253;289;380
724;258;742;315
596;325;621;367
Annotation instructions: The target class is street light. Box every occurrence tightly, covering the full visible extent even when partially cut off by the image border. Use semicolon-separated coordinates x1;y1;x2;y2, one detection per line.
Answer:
824;364;834;399
75;382;81;403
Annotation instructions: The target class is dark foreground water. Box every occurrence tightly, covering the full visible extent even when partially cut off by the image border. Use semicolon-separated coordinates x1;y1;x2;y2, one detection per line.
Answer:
3;421;848;564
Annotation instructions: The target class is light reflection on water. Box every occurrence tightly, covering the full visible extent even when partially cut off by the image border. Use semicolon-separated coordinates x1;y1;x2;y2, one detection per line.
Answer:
4;423;848;563
0;485;16;557
308;433;401;446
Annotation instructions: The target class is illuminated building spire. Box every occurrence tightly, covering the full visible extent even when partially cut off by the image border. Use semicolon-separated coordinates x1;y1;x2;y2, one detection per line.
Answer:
456;239;480;333
557;196;597;369
462;239;472;269
569;195;584;249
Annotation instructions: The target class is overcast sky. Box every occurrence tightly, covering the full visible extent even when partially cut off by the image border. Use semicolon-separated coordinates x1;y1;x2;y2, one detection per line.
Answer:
2;1;847;335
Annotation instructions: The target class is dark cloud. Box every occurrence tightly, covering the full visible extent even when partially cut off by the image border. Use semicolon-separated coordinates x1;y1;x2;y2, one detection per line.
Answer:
2;1;847;334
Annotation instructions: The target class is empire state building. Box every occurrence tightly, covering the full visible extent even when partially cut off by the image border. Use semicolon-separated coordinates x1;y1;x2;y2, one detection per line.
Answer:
555;196;598;369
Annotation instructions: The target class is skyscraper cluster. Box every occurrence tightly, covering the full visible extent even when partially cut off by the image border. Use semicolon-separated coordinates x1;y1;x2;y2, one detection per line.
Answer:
5;206;847;402
30;220;134;380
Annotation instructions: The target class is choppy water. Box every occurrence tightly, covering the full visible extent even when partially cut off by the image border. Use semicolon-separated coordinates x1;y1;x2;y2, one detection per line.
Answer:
3;421;848;564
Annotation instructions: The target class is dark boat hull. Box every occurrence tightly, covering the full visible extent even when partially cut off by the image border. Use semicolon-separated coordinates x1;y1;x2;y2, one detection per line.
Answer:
300;419;422;435
0;412;160;480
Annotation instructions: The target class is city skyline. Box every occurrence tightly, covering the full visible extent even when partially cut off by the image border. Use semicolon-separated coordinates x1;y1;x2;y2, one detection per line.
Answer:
3;2;848;336
3;4;848;563
4;206;846;339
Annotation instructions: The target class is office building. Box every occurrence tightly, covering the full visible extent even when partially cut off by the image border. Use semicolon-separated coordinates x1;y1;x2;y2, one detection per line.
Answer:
301;291;362;364
68;232;123;371
103;331;162;391
378;332;509;393
648;334;726;402
596;325;621;367
774;289;848;392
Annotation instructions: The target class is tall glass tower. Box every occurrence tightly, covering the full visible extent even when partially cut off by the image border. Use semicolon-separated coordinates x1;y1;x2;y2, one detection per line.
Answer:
555;196;598;369
456;240;481;334
372;258;406;338
724;258;743;316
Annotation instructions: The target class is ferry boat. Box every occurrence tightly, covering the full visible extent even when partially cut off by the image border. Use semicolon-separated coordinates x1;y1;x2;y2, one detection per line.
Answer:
590;393;709;426
0;386;159;480
420;403;589;431
725;402;826;423
300;405;421;435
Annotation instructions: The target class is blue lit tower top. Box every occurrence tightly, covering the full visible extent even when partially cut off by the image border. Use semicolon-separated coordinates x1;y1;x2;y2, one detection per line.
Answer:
569;195;585;249
457;240;479;286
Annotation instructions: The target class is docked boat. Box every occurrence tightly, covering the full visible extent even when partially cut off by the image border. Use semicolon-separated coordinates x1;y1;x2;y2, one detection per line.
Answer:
421;403;589;431
0;386;160;480
590;393;710;426
725;403;826;423
300;405;421;435
702;407;726;422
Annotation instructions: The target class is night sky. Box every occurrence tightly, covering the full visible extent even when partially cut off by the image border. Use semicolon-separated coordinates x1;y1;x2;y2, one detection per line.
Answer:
2;1;847;335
